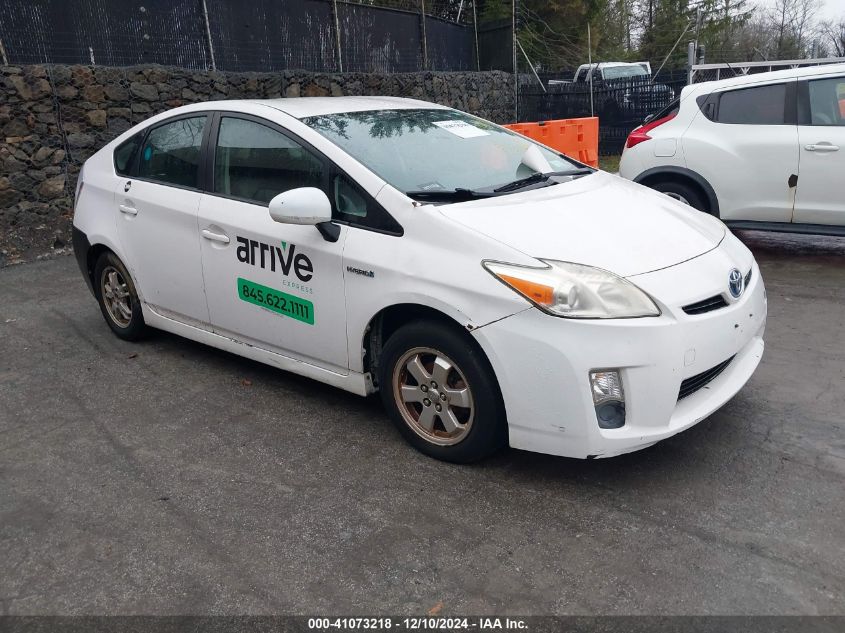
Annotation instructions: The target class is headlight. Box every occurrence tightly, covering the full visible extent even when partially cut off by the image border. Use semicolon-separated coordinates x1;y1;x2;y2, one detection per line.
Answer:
483;259;660;319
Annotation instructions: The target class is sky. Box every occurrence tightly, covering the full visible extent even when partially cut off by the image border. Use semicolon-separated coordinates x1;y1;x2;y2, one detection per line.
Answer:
757;0;845;22
813;0;842;21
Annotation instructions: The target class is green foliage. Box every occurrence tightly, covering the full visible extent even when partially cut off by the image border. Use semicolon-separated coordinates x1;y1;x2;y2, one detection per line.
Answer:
638;0;695;66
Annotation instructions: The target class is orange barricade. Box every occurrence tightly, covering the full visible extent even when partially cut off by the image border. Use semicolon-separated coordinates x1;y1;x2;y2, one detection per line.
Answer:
504;117;599;168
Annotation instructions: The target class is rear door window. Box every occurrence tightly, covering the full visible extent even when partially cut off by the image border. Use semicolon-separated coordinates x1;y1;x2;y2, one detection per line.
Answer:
137;116;207;188
716;83;787;125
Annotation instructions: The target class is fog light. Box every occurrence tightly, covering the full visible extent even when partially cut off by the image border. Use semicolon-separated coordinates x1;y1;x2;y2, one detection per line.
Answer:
596;401;626;429
589;370;626;429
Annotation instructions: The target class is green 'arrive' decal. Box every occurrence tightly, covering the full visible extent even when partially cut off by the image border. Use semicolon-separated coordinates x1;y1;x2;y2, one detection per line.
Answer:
237;278;314;325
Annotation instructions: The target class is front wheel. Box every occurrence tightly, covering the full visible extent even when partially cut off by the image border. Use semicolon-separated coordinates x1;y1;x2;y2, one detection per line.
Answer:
378;321;507;463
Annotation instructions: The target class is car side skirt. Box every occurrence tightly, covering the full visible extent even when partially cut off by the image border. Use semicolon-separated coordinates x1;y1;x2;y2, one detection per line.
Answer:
141;305;372;397
725;221;845;237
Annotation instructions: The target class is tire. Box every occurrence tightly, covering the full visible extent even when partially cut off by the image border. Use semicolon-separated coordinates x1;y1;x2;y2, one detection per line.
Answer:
378;320;508;463
94;251;146;341
650;181;709;213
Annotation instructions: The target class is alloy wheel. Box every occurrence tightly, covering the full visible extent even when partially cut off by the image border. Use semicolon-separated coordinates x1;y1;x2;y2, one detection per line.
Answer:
664;191;690;205
392;347;475;446
101;266;133;328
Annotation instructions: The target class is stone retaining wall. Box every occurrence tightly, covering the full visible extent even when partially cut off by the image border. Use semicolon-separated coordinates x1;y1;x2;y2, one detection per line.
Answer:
0;64;514;265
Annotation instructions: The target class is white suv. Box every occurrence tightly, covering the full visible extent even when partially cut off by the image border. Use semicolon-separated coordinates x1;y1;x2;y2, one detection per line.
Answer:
619;63;845;236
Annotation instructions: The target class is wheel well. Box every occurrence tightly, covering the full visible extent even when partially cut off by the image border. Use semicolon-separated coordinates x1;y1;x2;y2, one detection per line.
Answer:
637;171;716;216
362;304;473;391
86;244;113;294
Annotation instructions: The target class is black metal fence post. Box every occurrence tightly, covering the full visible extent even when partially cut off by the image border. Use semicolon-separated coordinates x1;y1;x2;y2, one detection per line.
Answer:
332;0;343;73
419;0;429;70
200;0;216;70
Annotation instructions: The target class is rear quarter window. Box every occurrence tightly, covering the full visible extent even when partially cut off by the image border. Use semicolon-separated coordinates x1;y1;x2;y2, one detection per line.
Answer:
113;133;143;176
716;83;787;125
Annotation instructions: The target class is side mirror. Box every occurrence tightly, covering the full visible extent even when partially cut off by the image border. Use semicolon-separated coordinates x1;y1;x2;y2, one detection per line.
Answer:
268;188;332;225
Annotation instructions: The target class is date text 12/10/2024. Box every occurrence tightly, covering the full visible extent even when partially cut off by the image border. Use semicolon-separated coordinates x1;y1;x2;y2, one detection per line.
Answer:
307;617;528;630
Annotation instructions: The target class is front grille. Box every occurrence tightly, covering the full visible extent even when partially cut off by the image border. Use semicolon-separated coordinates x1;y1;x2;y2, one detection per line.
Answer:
678;356;735;400
681;267;752;316
683;295;728;315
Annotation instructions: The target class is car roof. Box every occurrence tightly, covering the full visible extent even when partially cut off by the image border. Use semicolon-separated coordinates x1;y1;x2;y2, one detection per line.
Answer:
253;96;450;119
697;62;845;90
578;62;647;69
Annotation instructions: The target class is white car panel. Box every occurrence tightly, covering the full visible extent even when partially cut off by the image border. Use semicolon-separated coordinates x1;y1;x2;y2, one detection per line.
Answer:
198;194;351;370
474;241;765;459
116;178;210;326
793;71;845;226
794;123;845;225
342;188;536;376
439;172;725;277
681;81;799;222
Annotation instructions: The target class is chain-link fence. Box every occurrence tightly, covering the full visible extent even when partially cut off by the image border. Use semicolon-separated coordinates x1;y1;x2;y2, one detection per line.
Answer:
0;0;481;73
689;58;845;84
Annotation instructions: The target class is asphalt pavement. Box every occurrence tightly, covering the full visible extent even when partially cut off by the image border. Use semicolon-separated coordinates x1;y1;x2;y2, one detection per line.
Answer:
0;231;843;615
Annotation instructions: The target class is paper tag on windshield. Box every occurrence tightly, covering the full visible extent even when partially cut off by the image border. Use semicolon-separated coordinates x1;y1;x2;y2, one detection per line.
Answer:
433;120;489;138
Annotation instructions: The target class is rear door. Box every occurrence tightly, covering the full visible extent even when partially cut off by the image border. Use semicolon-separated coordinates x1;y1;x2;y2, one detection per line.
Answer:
683;80;798;222
793;74;845;226
115;113;211;326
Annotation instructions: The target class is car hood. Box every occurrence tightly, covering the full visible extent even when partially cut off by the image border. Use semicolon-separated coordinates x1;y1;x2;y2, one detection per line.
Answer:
437;171;725;277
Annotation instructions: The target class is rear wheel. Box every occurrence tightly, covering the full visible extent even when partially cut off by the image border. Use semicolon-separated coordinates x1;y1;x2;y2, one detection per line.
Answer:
94;252;146;341
378;321;507;463
650;180;709;213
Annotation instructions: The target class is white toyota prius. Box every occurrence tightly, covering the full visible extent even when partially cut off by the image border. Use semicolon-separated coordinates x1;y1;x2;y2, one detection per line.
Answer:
72;96;766;463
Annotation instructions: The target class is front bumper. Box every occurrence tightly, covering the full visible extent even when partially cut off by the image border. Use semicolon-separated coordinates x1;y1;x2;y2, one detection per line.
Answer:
472;243;767;459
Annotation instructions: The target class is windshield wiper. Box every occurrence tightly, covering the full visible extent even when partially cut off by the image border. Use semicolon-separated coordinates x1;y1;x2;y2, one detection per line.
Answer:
559;167;596;177
407;167;597;201
493;168;595;193
405;188;495;202
493;172;549;193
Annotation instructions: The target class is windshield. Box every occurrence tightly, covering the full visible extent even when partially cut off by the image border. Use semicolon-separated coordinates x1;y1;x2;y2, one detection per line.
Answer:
603;65;648;80
302;108;580;194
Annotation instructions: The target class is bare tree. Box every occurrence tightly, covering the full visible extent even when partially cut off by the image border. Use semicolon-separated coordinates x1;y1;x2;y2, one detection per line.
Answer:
768;0;821;58
819;16;845;57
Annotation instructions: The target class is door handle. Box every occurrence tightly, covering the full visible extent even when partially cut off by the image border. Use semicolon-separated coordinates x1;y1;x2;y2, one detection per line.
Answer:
804;143;839;152
201;229;230;244
119;203;138;216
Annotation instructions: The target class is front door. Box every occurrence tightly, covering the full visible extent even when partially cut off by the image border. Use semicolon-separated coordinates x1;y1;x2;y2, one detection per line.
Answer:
115;114;211;326
197;114;349;371
794;75;845;226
